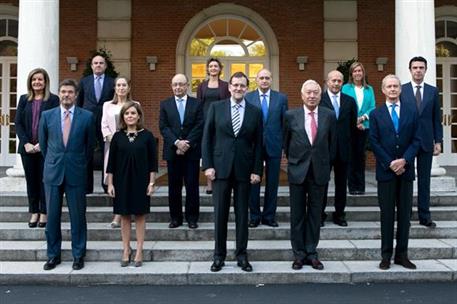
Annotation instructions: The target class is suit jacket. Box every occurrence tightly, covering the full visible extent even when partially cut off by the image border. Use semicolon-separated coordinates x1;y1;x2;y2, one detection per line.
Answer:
283;106;337;185
369;102;420;182
400;82;443;152
245;89;288;158
77;74;115;112
202;99;263;181
39;106;95;186
342;83;376;129
320;91;357;162
197;79;231;102
15;93;60;154
159;95;204;161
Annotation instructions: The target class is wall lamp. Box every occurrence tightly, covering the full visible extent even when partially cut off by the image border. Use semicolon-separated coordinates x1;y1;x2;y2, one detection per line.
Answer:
146;56;158;71
376;57;388;72
296;56;308;71
66;57;79;72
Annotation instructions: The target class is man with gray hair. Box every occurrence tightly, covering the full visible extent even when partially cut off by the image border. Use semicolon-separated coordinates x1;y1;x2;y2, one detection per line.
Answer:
283;79;336;270
369;74;420;270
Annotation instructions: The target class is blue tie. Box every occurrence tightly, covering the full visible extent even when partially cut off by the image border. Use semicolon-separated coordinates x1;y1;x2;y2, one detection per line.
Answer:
178;98;185;124
390;104;399;133
261;94;268;121
95;76;102;102
331;95;339;119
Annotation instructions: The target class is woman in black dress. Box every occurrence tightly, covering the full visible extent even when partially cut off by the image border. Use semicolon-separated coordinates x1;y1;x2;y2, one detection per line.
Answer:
196;58;231;194
106;102;158;267
15;68;59;228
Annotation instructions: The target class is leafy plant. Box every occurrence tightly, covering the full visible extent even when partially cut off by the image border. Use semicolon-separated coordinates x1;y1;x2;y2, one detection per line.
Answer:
337;58;357;84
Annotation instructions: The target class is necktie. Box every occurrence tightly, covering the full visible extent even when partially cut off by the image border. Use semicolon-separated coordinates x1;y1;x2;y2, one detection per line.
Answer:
62;110;71;147
390;104;399;133
232;104;241;136
415;85;422;110
177;98;185;124
309;111;317;144
95;76;102;102
261;94;268;121
331;95;339;119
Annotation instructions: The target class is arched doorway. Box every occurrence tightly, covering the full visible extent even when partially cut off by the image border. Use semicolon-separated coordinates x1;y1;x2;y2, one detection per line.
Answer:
176;3;279;94
0;15;18;166
436;15;457;165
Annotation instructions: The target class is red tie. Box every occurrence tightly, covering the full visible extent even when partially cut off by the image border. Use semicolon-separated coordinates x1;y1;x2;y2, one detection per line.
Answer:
309;111;317;144
63;110;71;147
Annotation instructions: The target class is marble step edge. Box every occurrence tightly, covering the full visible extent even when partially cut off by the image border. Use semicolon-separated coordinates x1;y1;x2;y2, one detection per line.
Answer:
0;260;456;285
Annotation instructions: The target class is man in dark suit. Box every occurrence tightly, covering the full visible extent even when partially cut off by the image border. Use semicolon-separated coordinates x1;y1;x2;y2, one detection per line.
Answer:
39;79;95;271
202;72;263;272
77;54;115;193
284;80;336;271
370;74;420;270
245;68;288;228
400;56;443;228
159;74;203;229
320;70;357;227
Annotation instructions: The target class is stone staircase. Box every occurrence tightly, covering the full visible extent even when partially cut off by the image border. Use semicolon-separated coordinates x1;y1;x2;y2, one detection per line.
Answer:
0;186;457;285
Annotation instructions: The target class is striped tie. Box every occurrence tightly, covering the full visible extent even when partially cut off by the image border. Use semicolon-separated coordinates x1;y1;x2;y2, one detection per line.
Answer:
232;104;241;136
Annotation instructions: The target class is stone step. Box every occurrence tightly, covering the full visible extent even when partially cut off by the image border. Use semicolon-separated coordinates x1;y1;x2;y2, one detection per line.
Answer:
2;205;457;223
1;221;457;241
1;260;456;285
1;239;456;262
1;191;456;207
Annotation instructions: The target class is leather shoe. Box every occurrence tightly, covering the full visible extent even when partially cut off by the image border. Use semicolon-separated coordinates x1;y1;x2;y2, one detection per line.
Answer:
248;220;260;228
379;259;391;270
419;219;436;228
237;259;253;272
72;257;85;270
394;257;416;269
43;256;61;270
261;219;278;227
305;258;324;270
292;259;304;270
332;213;348;227
38;222;47;228
205;190;213;195
168;220;182;228
188;222;198;229
210;259;225;272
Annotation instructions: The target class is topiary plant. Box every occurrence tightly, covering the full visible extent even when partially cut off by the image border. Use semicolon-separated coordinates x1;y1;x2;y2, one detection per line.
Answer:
337;58;357;84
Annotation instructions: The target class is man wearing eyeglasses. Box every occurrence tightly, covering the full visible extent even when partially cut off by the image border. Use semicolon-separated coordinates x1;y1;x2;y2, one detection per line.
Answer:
245;69;288;228
202;72;263;272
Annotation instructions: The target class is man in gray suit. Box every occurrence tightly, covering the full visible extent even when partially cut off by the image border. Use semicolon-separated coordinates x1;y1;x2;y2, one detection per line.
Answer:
246;68;288;227
39;79;95;271
284;80;336;271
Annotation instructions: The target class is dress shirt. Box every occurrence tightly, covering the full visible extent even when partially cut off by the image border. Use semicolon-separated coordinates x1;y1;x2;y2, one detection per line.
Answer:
303;105;318;144
60;105;75;132
355;86;364;110
94;74;105;88
258;89;271;107
230;98;246;126
411;81;424;101
175;95;188;109
386;100;401;119
327;90;341;108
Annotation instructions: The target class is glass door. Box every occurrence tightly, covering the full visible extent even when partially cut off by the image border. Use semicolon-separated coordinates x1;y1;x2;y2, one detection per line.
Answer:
0;58;17;166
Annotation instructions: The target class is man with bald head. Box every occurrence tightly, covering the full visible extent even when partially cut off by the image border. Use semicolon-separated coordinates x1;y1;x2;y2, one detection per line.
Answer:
159;74;204;229
284;80;336;270
320;70;357;227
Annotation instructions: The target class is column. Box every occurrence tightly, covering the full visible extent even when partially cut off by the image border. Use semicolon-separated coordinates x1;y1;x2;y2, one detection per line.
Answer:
395;0;445;176
6;0;59;177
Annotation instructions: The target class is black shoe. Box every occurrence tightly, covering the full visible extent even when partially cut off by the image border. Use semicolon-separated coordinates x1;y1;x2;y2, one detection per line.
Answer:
394;257;416;269
43;256;61;270
305;258;324;270
38;222;47;228
72;257;85;270
168;220;182;228
28;221;38;228
188;222;198;229
237;259;253;272
248;220;260;228
292;259;304;270
419;219;436;228
320;221;325;227
261;219;279;227
210;259;225;272
332;213;348;227
379;259;391;270
205;190;213;195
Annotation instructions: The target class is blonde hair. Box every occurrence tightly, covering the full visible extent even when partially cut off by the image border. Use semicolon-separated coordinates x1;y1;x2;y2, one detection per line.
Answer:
348;62;368;88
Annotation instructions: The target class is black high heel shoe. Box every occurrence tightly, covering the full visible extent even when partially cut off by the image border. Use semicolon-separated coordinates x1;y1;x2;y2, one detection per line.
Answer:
28;221;38;228
120;247;133;267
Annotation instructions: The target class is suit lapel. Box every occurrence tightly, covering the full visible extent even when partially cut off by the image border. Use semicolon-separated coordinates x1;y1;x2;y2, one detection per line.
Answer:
266;91;277;124
65;107;79;149
420;84;431;114
297;108;311;146
381;104;396;134
225;100;235;137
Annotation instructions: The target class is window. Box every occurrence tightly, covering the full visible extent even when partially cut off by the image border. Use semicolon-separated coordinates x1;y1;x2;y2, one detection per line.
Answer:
436;19;457;57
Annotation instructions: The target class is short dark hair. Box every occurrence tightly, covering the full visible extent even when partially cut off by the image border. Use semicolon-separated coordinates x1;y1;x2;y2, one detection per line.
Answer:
229;71;249;88
118;101;145;131
59;79;79;93
206;57;223;76
409;56;427;69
